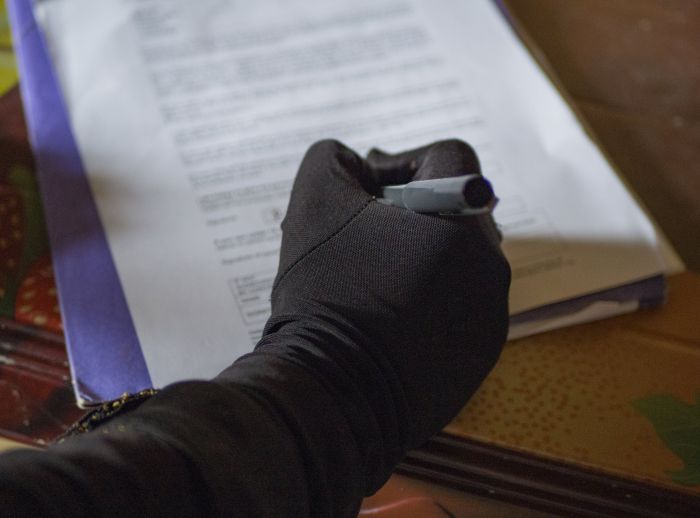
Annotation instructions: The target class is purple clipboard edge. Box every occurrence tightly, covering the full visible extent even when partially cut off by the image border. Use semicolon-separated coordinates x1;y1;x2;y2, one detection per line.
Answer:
8;0;152;406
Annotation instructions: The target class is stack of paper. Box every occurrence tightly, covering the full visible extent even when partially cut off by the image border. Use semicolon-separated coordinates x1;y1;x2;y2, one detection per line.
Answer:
9;0;681;405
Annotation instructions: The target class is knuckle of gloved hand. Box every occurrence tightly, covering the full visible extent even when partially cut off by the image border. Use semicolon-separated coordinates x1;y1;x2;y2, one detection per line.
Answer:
429;138;475;154
428;138;479;163
489;250;511;299
500;254;512;291
478;250;511;313
302;139;350;165
482;242;509;276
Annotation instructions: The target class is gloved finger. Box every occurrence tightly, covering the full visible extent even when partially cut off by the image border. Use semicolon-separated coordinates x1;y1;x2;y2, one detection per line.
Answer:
366;139;482;185
290;139;370;206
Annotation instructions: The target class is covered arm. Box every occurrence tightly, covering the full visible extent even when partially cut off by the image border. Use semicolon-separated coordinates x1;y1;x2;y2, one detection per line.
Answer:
0;140;510;517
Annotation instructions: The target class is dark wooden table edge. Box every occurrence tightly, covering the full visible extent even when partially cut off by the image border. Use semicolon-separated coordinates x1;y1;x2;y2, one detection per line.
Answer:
398;433;700;517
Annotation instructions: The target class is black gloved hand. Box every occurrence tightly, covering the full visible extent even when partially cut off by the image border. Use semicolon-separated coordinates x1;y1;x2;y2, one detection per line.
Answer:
259;138;510;477
0;139;510;518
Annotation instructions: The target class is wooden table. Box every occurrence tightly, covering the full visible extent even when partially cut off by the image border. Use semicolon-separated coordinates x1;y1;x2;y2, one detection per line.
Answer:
392;272;700;516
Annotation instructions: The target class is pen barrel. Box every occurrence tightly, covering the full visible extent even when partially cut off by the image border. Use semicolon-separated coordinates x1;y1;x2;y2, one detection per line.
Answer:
381;175;494;214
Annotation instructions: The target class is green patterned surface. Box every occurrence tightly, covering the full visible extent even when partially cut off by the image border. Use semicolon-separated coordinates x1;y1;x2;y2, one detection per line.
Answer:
635;394;700;486
0;0;18;95
0;164;49;318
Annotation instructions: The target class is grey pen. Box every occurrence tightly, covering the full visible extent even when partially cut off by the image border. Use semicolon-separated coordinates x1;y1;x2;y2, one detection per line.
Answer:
378;174;498;215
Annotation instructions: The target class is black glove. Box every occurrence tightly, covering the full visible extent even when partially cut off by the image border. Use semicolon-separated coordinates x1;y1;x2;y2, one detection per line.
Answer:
258;138;510;481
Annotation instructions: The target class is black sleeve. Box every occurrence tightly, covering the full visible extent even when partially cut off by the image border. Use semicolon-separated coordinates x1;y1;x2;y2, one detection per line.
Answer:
0;333;399;518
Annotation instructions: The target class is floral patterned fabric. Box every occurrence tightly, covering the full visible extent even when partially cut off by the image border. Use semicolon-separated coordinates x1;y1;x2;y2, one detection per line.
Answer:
0;5;62;336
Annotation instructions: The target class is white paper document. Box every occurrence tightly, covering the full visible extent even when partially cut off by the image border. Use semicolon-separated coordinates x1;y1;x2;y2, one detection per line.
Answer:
36;0;669;388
